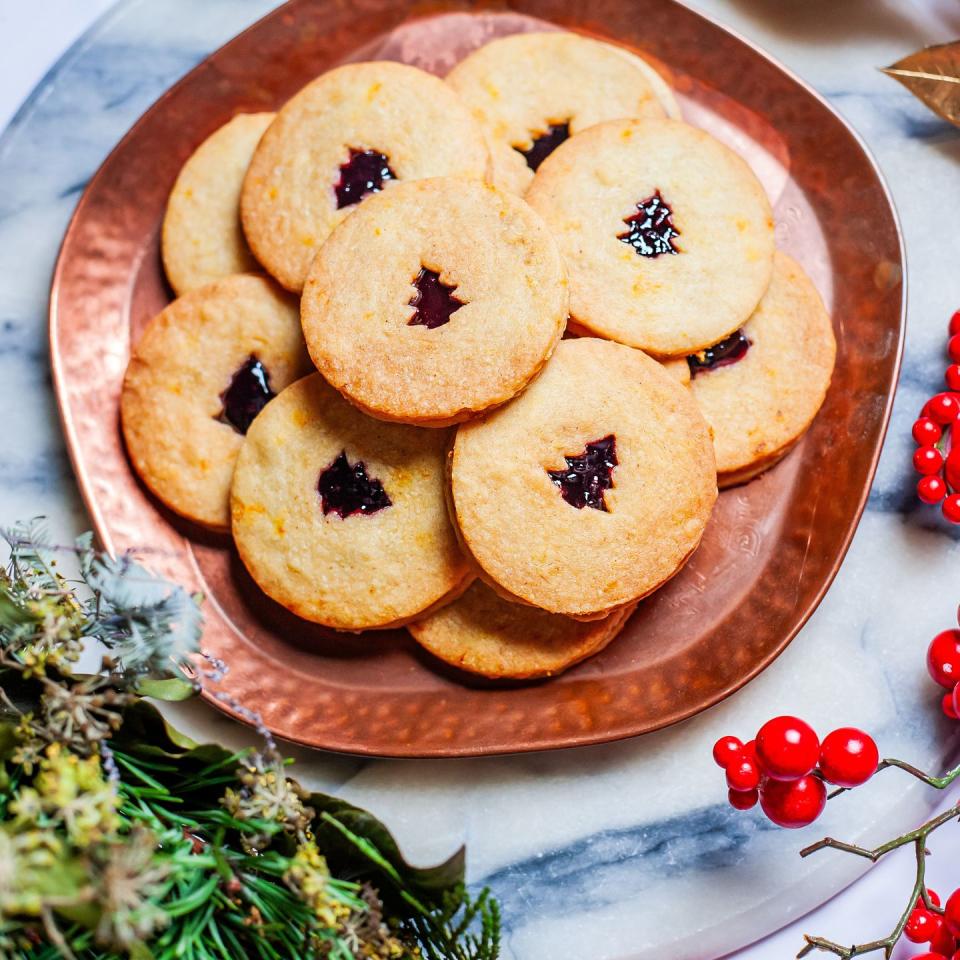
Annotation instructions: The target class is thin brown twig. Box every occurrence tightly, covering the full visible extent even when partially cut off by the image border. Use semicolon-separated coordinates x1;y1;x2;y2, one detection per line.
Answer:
797;804;960;958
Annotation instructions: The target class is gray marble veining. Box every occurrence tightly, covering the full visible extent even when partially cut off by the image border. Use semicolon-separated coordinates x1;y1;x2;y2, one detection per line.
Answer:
1;1;960;957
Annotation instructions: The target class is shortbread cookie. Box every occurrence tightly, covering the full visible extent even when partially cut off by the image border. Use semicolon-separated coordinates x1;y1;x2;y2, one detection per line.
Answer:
409;579;636;679
526;118;775;356
121;275;310;531
446;32;666;196
241;62;490;292
450;338;717;618
161;113;274;295
231;374;471;630
663;252;836;487
301;178;567;426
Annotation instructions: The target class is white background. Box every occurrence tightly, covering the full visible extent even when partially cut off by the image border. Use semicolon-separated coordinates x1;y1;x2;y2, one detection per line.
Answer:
2;3;959;959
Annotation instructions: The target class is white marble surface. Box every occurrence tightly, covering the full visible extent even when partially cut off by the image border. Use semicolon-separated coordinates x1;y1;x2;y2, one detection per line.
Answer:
3;2;960;958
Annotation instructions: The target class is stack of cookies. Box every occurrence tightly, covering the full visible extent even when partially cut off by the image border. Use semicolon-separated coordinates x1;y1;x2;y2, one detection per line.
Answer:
121;30;836;680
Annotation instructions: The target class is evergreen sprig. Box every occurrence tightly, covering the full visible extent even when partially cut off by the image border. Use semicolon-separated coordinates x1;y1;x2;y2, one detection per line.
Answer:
0;521;501;960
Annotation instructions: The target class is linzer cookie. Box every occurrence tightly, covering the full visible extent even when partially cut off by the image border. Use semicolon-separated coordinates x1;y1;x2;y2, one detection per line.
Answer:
664;252;836;486
446;32;668;196
231;374;471;631
409;579;636;679
526;117;775;356
450;337;717;619
121;275;311;531
300;178;567;427
241;62;490;292
162;113;274;295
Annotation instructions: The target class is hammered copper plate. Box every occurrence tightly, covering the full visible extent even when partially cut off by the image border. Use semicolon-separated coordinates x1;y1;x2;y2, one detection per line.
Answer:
50;0;904;757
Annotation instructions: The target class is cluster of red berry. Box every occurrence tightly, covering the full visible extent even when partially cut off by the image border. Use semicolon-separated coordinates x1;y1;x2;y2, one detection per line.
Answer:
713;716;879;828
912;310;960;522
928;616;960;719
904;887;960;959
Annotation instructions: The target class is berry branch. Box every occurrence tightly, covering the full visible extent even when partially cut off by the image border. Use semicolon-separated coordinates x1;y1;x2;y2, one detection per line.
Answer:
713;607;960;960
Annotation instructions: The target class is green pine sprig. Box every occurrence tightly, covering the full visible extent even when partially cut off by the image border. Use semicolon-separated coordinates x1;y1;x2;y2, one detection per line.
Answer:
0;520;501;960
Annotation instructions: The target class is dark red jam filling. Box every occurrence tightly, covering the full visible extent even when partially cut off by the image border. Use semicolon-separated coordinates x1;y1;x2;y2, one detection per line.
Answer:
547;435;618;512
687;330;752;377
217;355;274;435
618;192;680;258
407;268;464;329
515;122;570;172
318;451;392;519
334;148;395;209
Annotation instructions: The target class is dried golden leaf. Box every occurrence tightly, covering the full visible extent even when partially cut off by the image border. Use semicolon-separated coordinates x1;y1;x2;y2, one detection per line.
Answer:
882;40;960;128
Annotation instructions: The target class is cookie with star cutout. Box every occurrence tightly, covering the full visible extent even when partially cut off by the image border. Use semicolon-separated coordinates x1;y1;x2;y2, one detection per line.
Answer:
300;177;568;427
240;61;490;292
525;117;775;356
409;578;637;679
661;252;836;486
450;337;717;619
445;32;673;196
231;373;472;631
121;274;312;531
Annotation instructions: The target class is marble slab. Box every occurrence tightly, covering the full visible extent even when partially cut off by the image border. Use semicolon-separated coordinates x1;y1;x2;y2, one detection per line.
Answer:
1;1;959;957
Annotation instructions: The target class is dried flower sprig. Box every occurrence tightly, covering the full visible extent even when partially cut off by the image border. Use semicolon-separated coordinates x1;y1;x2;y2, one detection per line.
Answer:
0;520;501;960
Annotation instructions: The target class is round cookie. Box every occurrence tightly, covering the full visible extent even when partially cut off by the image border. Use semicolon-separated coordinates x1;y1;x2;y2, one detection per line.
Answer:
662;252;836;487
409;579;636;679
525;117;775;356
445;32;666;196
301;178;567;427
450;337;717;618
241;61;490;292
231;374;471;631
121;274;311;531
162;113;274;295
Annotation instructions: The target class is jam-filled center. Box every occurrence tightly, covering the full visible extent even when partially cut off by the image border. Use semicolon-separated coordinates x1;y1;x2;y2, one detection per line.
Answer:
547;435;618;512
687;330;752;377
618;191;681;258
318;451;392;519
407;268;464;329
334;148;395;209
217;355;275;435
515;122;570;172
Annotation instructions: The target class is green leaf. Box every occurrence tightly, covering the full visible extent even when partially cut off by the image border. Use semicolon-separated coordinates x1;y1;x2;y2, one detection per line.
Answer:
113;699;202;756
309;795;465;905
135;677;197;701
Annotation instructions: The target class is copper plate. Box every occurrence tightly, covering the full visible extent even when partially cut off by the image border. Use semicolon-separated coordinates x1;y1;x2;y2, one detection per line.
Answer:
50;0;904;757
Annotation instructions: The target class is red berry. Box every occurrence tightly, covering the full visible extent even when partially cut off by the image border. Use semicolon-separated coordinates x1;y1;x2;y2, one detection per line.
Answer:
950;334;960;363
915;417;944;446
759;774;826;828
728;787;758;810
742;738;759;764
756;716;820;781
932;923;956;957
907;908;941;944
726;757;761;792
944;888;960;935
818;728;879;787
951;310;960;337
944;495;960;523
915;445;945;475
947;367;960;392
947;451;960;490
713;735;743;768
918;889;943;910
927;393;960;425
928;630;960;688
919;475;948;505
944;690;959;719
